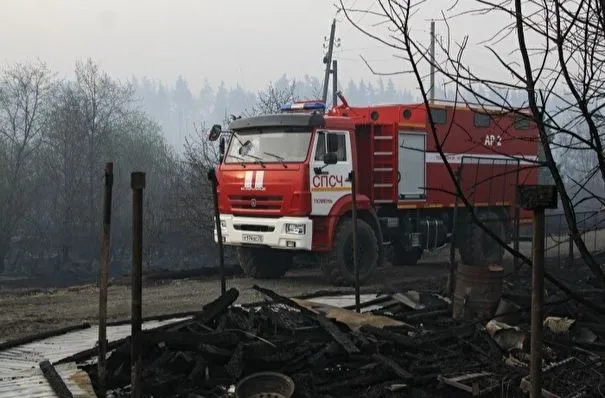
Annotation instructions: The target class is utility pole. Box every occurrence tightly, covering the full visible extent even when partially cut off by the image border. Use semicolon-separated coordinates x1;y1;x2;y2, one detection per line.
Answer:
332;60;338;108
322;19;337;104
429;20;435;102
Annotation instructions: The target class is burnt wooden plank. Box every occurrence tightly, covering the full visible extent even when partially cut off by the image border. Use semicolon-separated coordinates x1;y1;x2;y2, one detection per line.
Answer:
253;284;360;354
373;354;414;380
39;360;74;398
194;287;240;325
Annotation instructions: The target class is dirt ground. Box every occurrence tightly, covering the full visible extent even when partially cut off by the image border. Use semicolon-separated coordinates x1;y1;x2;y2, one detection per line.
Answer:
0;262;448;341
1;230;604;342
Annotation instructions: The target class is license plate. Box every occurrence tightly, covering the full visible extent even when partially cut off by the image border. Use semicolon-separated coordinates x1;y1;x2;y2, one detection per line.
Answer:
242;233;263;243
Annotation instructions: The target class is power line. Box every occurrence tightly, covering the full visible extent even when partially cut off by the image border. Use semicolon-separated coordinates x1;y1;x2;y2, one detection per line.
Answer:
345;0;375;34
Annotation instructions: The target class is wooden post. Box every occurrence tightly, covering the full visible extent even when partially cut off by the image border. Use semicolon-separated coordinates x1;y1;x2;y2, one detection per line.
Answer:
350;170;360;313
516;184;558;398
130;172;146;398
98;162;113;397
208;168;226;295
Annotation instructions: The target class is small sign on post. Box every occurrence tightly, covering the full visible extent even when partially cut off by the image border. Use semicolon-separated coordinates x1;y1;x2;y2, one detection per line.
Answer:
516;184;557;398
516;185;558;211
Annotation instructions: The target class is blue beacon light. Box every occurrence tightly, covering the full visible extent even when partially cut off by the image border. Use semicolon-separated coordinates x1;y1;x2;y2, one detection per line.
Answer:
280;101;326;112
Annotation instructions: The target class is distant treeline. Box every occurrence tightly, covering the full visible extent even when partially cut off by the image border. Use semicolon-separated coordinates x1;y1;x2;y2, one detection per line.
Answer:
130;73;530;150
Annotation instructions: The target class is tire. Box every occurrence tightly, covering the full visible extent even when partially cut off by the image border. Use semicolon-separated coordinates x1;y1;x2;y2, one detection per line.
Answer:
320;218;379;286
458;210;506;266
392;245;423;267
237;247;292;279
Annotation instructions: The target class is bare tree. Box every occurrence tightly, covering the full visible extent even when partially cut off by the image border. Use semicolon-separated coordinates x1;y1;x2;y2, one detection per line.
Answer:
74;59;134;255
340;0;605;291
41;81;89;265
243;80;298;116
0;60;53;273
117;111;178;268
6;60;182;277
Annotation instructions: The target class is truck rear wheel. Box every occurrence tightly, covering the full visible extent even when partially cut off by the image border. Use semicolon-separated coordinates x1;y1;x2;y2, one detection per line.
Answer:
320;218;379;286
459;210;505;266
392;245;423;266
237;247;292;279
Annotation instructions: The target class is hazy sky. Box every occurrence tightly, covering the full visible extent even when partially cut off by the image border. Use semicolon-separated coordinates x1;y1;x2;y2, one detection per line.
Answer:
0;0;513;93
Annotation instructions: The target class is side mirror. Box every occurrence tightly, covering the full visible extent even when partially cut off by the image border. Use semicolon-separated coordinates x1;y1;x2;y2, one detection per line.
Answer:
219;137;225;155
323;152;338;165
207;124;222;141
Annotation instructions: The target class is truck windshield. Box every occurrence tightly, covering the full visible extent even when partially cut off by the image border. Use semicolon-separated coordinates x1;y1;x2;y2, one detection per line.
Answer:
225;129;312;164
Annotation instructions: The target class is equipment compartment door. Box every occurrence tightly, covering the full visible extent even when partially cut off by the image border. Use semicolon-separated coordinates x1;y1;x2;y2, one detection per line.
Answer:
398;132;426;200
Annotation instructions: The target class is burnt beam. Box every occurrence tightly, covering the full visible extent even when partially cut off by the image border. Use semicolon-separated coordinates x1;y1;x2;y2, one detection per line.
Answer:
39;360;74;398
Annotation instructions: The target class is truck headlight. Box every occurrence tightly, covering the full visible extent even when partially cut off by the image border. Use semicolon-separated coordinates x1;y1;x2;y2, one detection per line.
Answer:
286;223;306;235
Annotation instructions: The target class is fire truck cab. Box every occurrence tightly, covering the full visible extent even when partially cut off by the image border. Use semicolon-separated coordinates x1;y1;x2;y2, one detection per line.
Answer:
209;97;539;286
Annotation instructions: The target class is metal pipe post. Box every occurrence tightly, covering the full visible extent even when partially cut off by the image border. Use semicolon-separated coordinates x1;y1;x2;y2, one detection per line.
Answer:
98;162;113;397
448;169;460;297
530;207;545;398
209;168;226;295
130;172;145;398
350;170;360;312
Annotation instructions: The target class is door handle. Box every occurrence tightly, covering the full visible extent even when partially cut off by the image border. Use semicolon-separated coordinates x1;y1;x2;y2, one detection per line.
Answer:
397;171;401;182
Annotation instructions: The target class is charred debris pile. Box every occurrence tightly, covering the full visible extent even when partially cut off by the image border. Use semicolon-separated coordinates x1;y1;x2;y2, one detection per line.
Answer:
80;282;605;398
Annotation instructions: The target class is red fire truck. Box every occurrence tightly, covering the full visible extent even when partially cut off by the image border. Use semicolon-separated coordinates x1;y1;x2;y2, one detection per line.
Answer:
208;95;539;286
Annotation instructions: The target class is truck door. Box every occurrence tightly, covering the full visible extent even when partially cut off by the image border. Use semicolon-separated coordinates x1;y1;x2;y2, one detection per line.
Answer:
398;131;427;200
310;130;353;215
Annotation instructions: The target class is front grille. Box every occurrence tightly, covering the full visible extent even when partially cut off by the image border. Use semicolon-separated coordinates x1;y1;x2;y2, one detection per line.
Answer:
229;195;283;210
233;224;275;232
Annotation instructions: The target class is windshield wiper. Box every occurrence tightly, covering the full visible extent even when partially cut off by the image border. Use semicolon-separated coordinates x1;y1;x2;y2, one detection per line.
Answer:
264;152;287;168
226;154;247;167
244;153;266;168
232;131;245;146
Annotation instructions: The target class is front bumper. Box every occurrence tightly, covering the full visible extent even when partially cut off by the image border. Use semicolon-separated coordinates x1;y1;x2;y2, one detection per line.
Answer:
214;215;313;250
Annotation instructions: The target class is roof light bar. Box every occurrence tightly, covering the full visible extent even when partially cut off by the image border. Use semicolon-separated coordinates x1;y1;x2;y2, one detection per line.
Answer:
280;100;326;112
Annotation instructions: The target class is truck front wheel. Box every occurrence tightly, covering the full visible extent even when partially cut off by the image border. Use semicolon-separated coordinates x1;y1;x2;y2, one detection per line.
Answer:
320;218;379;286
237;247;292;279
